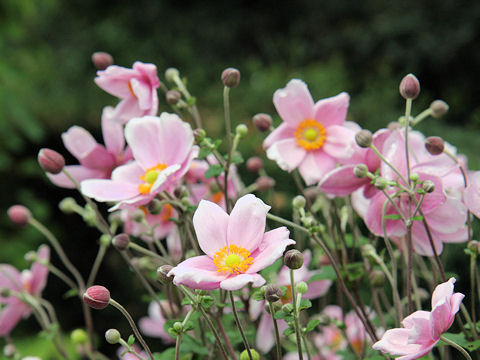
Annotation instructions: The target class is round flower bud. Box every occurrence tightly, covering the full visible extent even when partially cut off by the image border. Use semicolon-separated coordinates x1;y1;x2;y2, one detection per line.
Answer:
422;180;435;193
399;74;420;100
38;148;65;174
468;241;479;254
430;100;449;118
193;128;206;143
353;164;369;178
409;173;419;182
252;113;273;132
282;303;294;314
292;195;306;209
24;251;37;262
246;157;263;173
0;287;11;298
265;284;283;303
355;130;373;148
284;249;304;269
3;344;16;358
256;176;275;191
387;122;402;131
369;270;386;288
105;329;121;344
147;198;163;215
240;349;260;360
112;233;130;251
83;286;110;310
174;186;190;199
425;136;444;156
91;51;114;70
374;177;388;190
100;234;111;247
157;265;174;284
296;281;308;295
58;197;77;214
173;322;183;333
7;205;31;226
235;124;248;138
166;90;181;105
221;67;240;88
165;68;180;82
71;329;88;345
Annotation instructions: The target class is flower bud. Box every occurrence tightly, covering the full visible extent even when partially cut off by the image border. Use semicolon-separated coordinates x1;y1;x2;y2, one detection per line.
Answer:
100;234;111;247
3;344;16;358
83;286;110;310
240;349;260;360
374;177;388;190
165;68;179;82
24;251;37;262
7;205;31;226
157;265;174;284
173;322;183;333
105;329;121;344
193;128;206;143
355;130;373;148
246;157;263;173
282;303;294;314
252;113;272;132
112;233;130;251
166;90;181;105
0;287;11;298
362;244;377;258
409;173;420;182
235;124;248;138
422;180;435;193
256;176;275;191
292;195;306;209
221;67;240;88
91;52;114;70
59;197;77;214
369;270;386;288
38;148;65;174
353;164;369;178
284;249;304;269
468;241;479;254
71;329;88;345
296;281;308;295
399;74;420;100
425;136;444;156
430;100;449;118
265;284;283;303
147;198;163;215
387;122;402;131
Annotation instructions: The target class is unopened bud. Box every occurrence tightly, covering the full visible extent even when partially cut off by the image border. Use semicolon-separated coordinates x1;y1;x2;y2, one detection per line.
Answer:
292;195;306;209
374;177;388;190
59;197;77;214
265;284;283;303
147;199;163;215
430;100;449;118
83;286;110;310
112;233;130;251
282;303;294;314
0;287;11;298
193;128;206;143
91;52;114;70
284;249;304;269
422;180;435;193
7;205;31;226
387;122;402;131
71;329;88;345
425;136;444;156
468;241;479;254
399;74;420;100
369;270;386;288
221;67;240;88
173;322;183;333
246;157;263;173
24;251;37;262
256;176;275;191
240;349;260;360
296;281;308;294
131;209;145;222
3;344;16;358
166;90;181;105
105;329;121;344
235;124;248;138
252;113;273;132
157;265;174;284
355;130;373;148
353;164;369;178
362;244;377;258
165;68;179;82
38;148;65;174
409;173;420;182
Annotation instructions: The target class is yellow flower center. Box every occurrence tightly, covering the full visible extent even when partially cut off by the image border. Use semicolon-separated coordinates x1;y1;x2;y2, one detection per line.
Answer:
294;119;326;150
213;245;253;274
138;163;167;194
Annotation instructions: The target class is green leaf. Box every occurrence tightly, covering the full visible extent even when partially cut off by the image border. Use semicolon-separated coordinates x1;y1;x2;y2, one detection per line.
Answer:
127;334;135;346
305;319;320;333
252;290;265;301
205;164;223;179
213;139;222;149
230;153;244;164
283;326;295;336
384;214;402;220
63;288;78;299
298;299;312;311
200;295;214;309
198;147;211;159
186;96;196;106
309;265;336;281
412;215;423;221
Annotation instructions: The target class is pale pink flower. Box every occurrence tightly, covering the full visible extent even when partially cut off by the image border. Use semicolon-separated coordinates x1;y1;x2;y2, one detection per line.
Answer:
0;245;50;336
48;107;132;188
263;79;353;185
464;171;480;218
169;194;295;290
138;301;175;344
95;61;160;124
81;114;198;210
373;278;464;360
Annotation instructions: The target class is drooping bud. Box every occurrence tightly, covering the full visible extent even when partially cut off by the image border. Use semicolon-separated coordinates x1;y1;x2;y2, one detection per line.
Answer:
369;270;386;288
284;249;304;269
353;164;369;178
296;281;308;295
71;329;89;345
256;176;275;191
355;130;373;148
221;67;240;88
165;68;180;82
112;233;130;251
83;286;110;310
157;265;174;284
147;198;163;215
235;124;248;138
240;349;260;360
292;195;306;209
425;136;444;156
38;148;65;174
252;113;273;132
91;52;114;70
265;284;283;303
430;100;449;118
59;197;78;214
7;205;31;226
105;329;121;344
166;90;181;105
399;74;420;100
422;180;435;193
246;157;263;173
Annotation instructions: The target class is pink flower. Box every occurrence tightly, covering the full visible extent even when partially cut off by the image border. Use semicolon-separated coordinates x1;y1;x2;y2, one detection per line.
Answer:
95;61;160;124
81;114;198;210
0;245;50;335
263;79;353;185
48;107;132;188
464;171;480;218
168;194;295;290
373;278;464;360
138;301;175;344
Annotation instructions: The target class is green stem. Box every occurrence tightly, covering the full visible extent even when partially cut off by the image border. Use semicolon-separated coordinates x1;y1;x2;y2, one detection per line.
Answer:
290;269;303;360
266;213;310;234
268;301;282;360
440;335;472;360
229;291;253;360
128;241;169;263
118;338;145;360
411;108;433;126
87;242;108;287
223;86;232;213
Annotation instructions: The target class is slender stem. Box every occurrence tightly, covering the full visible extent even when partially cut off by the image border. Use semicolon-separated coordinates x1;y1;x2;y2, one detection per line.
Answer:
46;263;79;292
87;243;108;287
128;242;169;263
404;98;412;182
229;291;252;359
214;316;238;359
268;301;282;360
118;338;146;360
290;269;304;360
471;254;477;325
369;144;409;186
223;86;232;213
175;308;196;360
406;221;414;314
411;108;433;126
172;73;202;128
461;303;479;339
440;335;472;360
266;213;310;234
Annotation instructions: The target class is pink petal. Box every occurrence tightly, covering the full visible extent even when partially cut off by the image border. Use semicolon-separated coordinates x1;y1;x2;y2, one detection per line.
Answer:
298;151;337;186
273;79;314;127
81;179;139;202
402;310;434;345
380;131;408;181
247;227;295;274
304;279;332;299
219;273;265;291
314;92;350;128
102;106;125;156
111;162;144;184
95;65;138;98
0;301;27;335
431;278;455;309
365;192;405;237
0;265;22;292
263;123;295;149
249;299;264;321
48;165;108;189
133;61;160;88
266;138;306;171
413;173;445;214
155;113;194;166
62;126;98;161
408;221;444;257
256;313;275;353
372;328;423;357
150;164;181;193
319;165;369;196
80;144;115;170
425;198;467;234
169;255;228;290
112;97;146;125
193;200;229;257
29;245;49;296
124;116;163;169
130;78;152;110
323;125;357;159
464;172;480;218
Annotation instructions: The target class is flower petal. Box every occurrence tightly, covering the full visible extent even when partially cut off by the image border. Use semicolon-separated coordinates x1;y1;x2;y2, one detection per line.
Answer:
220;273;265;291
0;301;27;336
169;255;228;290
263;123;295;149
48;165;108;189
298;151;337;186
256;313;275;353
323;125;357;159
155;113;195;166
266;138;306;171
0;265;22;292
102;106;125;156
193;200;229;257
314;92;350;128
273;79;314;127
124;116;163;169
29;245;50;296
319;164;368;196
81;179;139;202
62;126;98;161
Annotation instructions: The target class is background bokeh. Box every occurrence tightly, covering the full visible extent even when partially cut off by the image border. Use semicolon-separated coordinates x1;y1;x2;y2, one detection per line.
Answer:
1;0;480;358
